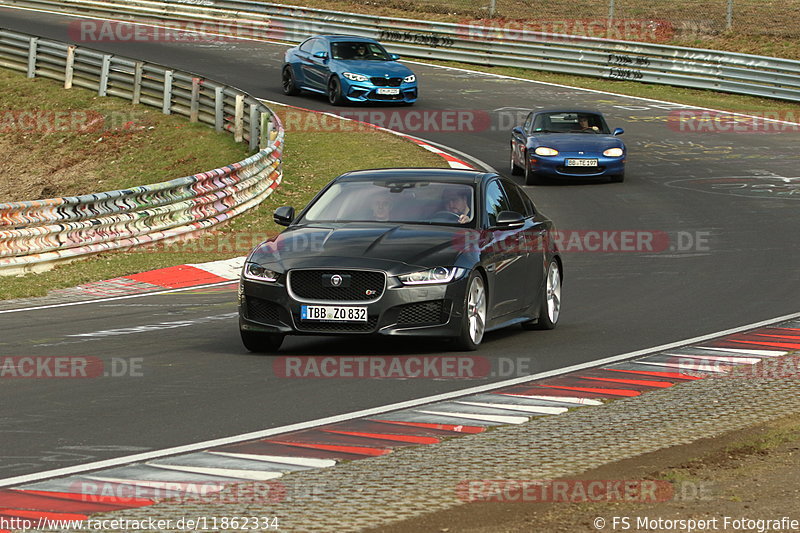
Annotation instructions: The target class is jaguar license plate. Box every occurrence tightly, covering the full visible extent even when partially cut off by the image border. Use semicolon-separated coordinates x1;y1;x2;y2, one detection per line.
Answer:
301;305;368;322
565;158;598;167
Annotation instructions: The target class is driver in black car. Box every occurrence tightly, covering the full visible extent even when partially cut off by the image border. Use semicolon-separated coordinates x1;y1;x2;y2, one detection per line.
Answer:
442;189;472;224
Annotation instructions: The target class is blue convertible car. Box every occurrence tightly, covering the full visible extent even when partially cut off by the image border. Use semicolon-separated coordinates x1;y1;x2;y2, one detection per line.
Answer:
510;110;626;184
282;35;418;105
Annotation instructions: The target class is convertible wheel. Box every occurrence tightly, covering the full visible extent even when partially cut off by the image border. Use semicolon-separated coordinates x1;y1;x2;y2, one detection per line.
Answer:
452;271;487;351
524;156;544;185
610;172;625;183
241;329;284;354
327;76;344;106
282;66;300;96
523;259;561;330
510;145;523;176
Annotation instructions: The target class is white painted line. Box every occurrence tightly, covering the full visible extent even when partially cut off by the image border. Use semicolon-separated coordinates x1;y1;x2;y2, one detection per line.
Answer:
456;401;568;415
636;361;729;373
3;309;799;489
662;353;762;364
701;347;788;357
498;393;604;406
208;452;336;469
147;463;283;481
416;410;528;425
0;281;235;315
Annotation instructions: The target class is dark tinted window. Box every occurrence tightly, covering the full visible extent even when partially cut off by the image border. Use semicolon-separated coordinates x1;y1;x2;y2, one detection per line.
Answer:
500;179;531;217
484;180;511;227
330;41;390;60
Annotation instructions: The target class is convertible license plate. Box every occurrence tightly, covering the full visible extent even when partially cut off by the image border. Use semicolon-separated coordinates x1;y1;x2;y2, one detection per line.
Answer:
565;158;598;167
376;88;400;95
301;305;367;322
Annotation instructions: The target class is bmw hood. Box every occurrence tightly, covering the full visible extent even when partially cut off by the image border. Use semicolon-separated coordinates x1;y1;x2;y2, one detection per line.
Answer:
532;134;623;152
248;224;470;272
332;60;413;78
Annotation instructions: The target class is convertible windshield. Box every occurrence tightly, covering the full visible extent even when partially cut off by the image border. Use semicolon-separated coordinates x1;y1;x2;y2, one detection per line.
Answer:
301;181;475;225
532;112;610;134
330;41;391;61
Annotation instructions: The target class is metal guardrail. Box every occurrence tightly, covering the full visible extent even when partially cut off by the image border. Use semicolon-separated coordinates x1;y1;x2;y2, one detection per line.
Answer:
1;0;799;102
0;28;284;275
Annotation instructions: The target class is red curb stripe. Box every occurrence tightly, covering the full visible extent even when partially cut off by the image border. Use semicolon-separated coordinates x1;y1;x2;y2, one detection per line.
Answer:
125;265;228;289
581;376;674;388
539;385;641;397
503;386;611;399
0;490;149;513
322;430;439;445
11;490;154;508
267;441;391;457
753;333;800;340
370;420;485;434
0;508;87;520
604;368;702;380
729;340;800;350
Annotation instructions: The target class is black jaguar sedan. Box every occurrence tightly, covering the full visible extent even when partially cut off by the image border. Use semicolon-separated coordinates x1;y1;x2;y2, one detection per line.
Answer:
238;168;562;352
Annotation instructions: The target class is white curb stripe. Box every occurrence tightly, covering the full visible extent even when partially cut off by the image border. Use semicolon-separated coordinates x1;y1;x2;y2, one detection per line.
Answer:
636;361;729;373
662;353;762;364
416;410;529;425
455;401;568;415
208;452;336;468
701;347;788;357
146;463;283;481
498;393;604;405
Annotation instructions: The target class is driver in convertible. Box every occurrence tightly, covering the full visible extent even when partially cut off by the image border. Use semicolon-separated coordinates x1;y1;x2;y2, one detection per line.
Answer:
578;114;599;132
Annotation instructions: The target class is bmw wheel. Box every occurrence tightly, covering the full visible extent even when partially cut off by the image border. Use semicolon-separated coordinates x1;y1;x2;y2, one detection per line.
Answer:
452;271;487;351
327;76;344;106
282;66;300;96
523;259;561;330
241;329;284;354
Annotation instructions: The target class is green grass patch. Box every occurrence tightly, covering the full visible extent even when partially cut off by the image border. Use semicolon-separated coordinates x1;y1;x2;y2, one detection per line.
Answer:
0;73;447;301
0;68;249;202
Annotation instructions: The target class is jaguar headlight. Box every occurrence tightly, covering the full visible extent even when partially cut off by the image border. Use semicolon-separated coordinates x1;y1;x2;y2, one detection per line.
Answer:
398;267;467;285
244;263;279;282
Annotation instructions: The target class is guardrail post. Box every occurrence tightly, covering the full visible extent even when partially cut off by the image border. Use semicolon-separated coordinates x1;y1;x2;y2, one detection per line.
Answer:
162;70;173;114
260;112;272;150
234;94;244;142
214;87;224;132
608;0;615;36
132;62;143;104
27;37;38;78
248;103;259;151
190;77;201;122
727;0;734;30
99;54;111;96
64;46;75;89
488;0;496;18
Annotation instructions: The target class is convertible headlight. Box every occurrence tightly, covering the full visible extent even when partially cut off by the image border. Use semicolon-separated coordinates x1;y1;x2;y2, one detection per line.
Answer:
244;263;280;282
398;267;467;285
603;147;624;157
343;72;369;82
403;74;416;83
534;147;559;156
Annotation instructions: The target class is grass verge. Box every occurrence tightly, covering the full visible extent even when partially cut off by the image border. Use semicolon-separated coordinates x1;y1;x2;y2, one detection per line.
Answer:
0;72;447;301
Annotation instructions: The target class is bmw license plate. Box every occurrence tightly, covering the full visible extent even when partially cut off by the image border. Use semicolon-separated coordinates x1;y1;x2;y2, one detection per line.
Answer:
565;158;598;167
376;88;400;95
301;305;367;322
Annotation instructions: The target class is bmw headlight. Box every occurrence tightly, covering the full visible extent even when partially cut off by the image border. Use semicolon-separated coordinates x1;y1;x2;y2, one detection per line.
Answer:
244;263;280;282
603;147;624;157
403;74;416;83
398;267;467;285
343;72;369;82
534;147;559;156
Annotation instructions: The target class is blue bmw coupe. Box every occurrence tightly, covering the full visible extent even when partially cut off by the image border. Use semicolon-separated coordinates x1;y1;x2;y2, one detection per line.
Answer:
282;35;418;105
511;110;626;184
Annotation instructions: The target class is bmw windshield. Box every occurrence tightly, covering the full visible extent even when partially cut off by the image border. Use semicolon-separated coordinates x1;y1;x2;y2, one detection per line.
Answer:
330;41;392;61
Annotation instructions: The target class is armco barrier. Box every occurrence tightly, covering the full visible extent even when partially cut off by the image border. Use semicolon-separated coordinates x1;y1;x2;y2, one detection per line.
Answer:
0;28;284;276
1;0;799;102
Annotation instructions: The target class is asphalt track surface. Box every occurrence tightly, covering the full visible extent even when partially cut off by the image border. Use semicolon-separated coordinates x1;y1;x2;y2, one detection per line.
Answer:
1;8;799;478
